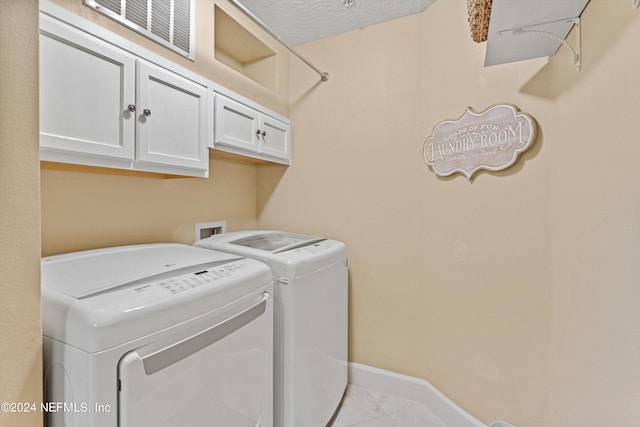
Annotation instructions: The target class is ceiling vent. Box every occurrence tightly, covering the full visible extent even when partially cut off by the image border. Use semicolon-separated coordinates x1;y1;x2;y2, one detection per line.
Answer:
84;0;194;59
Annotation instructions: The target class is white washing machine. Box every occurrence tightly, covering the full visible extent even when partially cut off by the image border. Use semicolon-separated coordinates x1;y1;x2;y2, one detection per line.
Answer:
195;231;348;427
41;243;273;427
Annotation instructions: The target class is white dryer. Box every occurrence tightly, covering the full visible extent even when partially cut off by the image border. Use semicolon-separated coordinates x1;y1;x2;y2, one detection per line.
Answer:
41;243;273;427
195;231;348;427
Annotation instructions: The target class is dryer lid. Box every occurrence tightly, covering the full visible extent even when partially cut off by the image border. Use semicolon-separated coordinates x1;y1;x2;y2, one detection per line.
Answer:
40;243;272;352
41;243;242;299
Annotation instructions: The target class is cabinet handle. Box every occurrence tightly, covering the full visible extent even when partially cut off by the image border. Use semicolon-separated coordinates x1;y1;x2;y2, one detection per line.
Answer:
128;104;136;112
256;129;261;137
261;131;267;137
143;109;151;117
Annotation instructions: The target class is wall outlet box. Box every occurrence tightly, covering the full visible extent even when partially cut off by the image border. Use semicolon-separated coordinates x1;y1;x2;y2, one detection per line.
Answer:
194;221;227;242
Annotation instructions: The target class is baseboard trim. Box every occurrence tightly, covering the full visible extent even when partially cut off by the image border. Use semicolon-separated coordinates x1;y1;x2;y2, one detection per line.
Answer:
348;363;487;427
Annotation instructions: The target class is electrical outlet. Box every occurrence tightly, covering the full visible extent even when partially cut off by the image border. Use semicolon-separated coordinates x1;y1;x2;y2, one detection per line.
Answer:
194;221;227;242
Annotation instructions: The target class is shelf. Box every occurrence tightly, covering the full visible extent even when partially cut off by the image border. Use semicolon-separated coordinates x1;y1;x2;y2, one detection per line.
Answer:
484;0;589;67
214;6;277;90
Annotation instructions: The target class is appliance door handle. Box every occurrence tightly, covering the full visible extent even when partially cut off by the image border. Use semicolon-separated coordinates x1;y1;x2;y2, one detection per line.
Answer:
140;292;269;375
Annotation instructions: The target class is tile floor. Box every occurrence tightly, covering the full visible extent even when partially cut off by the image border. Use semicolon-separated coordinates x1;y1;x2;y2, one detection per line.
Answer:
328;384;448;427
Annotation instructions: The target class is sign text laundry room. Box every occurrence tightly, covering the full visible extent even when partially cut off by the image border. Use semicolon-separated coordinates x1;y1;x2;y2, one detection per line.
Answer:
423;104;537;179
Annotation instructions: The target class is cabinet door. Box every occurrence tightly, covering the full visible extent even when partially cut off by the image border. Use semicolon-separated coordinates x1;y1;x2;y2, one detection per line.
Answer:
39;15;136;162
214;95;260;153
136;60;209;174
259;115;290;162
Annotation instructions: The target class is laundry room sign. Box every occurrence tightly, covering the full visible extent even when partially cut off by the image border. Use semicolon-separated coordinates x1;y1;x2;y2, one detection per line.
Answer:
423;104;537;179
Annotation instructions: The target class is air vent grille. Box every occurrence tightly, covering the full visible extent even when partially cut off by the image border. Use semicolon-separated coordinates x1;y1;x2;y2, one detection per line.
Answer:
95;0;121;14
173;0;191;53
84;0;194;59
150;1;171;41
125;0;148;29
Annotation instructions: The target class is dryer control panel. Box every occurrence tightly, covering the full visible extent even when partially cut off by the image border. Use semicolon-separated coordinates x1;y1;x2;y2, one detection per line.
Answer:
42;244;272;354
134;262;246;296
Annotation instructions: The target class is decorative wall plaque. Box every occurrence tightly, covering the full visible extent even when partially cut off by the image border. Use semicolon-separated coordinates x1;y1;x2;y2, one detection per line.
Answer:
423;104;537;179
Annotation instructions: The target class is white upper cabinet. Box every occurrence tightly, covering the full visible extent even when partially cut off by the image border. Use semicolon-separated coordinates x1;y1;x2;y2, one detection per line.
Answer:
214;95;261;153
136;60;208;172
214;94;290;165
40;15;136;163
39;2;291;175
259;115;290;162
39;14;209;177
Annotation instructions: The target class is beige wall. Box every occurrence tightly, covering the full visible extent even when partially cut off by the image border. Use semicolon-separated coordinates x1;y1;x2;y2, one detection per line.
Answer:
41;154;258;255
0;1;43;426
258;1;640;426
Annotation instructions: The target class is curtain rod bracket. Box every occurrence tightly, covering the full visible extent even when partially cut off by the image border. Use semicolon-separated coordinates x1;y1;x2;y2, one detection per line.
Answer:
227;0;330;83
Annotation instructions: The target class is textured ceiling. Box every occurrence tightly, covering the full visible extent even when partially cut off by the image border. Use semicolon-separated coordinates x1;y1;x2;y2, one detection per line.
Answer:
234;0;435;46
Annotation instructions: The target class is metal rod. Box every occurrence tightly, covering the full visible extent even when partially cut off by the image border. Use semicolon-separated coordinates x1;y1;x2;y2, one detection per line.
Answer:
227;0;330;82
575;17;581;71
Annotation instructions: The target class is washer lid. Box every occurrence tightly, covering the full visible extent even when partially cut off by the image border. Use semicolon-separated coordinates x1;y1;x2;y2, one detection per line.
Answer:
195;231;347;276
229;232;324;253
42;243;242;299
